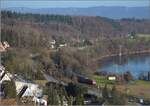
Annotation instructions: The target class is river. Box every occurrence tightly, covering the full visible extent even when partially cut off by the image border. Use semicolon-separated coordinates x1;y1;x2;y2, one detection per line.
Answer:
97;53;150;79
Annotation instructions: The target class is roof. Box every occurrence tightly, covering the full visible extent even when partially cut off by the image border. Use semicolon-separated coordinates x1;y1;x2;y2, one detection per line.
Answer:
0;41;10;52
108;75;116;77
0;65;5;71
0;99;17;105
14;74;35;84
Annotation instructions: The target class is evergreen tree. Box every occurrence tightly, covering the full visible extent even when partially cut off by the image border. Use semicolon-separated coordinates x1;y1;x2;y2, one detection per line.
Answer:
3;80;17;99
76;94;84;105
43;84;59;105
102;84;109;99
110;85;127;105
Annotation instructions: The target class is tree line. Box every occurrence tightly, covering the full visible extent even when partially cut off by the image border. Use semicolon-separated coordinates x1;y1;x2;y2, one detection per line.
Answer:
1;11;73;25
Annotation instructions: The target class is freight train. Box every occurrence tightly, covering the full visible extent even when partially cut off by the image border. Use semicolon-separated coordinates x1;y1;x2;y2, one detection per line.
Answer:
77;76;96;85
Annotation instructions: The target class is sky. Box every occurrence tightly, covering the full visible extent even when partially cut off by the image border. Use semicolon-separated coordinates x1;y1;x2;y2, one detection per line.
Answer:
1;0;150;9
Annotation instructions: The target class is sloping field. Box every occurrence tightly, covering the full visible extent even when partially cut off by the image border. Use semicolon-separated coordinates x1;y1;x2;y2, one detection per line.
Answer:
117;80;150;99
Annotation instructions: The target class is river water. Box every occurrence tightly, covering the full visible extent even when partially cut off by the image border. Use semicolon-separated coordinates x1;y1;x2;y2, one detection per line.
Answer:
97;53;150;79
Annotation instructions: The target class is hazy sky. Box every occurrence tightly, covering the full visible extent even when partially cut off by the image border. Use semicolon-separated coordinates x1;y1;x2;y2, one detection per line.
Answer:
1;0;149;9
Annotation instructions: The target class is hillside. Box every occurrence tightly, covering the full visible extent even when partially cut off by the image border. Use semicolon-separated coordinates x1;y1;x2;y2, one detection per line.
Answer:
1;0;150;104
3;6;150;19
1;11;150;47
1;11;150;81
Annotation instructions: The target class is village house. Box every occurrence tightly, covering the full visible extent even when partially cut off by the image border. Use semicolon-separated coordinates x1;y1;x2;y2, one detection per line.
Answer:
0;65;12;84
15;76;48;105
0;65;48;105
0;41;10;52
0;98;17;105
107;75;117;81
50;40;56;49
15;79;42;97
33;95;48;106
59;43;67;48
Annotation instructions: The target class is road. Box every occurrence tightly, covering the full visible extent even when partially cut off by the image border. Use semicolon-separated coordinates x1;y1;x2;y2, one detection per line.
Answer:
40;70;67;86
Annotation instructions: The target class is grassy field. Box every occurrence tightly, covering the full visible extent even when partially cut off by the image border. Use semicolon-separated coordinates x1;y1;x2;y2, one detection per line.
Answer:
137;34;150;38
92;75;114;88
33;80;48;86
128;34;150;42
92;75;150;99
117;80;150;99
137;34;150;41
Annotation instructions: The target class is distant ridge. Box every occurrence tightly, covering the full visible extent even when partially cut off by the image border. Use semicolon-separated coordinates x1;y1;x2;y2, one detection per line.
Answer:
2;6;150;19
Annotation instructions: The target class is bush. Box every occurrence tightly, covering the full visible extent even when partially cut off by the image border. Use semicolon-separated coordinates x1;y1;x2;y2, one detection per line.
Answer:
3;80;17;99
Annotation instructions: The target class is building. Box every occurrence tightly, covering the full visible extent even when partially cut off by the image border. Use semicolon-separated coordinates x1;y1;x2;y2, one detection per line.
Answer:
0;65;47;105
50;40;56;45
59;43;67;48
0;65;12;99
107;75;116;81
0;41;10;52
15;80;42;97
14;77;48;105
0;99;17;105
33;95;48;106
0;65;42;97
50;40;56;49
0;65;12;84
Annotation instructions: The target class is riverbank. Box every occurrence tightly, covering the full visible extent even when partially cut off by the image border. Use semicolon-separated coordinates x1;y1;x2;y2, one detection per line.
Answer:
92;74;150;100
117;80;150;100
94;49;150;62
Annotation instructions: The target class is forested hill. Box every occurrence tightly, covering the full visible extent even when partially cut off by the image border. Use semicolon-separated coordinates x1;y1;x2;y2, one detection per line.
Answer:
1;11;150;82
1;11;150;47
3;6;150;19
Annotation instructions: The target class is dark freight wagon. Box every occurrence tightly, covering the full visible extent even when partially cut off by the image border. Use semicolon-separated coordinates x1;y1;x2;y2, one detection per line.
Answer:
77;76;96;85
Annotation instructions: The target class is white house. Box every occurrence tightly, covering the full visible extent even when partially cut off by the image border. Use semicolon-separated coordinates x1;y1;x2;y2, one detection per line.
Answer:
0;73;12;83
0;41;10;52
15;80;42;97
0;65;47;105
50;40;56;49
50;40;56;45
0;65;12;84
3;41;10;48
33;95;48;106
0;65;5;77
59;43;67;48
107;76;116;81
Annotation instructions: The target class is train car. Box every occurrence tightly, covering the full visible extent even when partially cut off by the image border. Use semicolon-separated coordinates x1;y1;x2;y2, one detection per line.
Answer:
77;76;96;85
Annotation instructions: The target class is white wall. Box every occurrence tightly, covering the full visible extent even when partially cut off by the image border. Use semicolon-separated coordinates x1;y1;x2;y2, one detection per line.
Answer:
15;81;42;97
